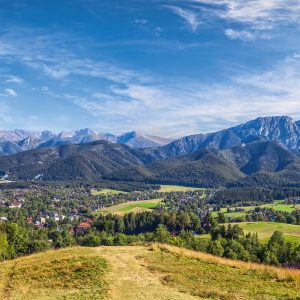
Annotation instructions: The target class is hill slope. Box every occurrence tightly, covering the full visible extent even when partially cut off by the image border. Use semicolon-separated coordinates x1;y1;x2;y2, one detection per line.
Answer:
107;148;246;186
108;141;300;187
0;141;152;181
0;245;299;299
2;139;300;186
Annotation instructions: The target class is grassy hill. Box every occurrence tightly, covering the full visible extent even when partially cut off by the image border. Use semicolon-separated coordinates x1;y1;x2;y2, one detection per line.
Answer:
0;247;107;300
107;148;246;187
1;245;300;299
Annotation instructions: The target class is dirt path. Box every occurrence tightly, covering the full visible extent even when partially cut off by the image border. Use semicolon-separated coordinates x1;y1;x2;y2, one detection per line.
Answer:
97;246;198;300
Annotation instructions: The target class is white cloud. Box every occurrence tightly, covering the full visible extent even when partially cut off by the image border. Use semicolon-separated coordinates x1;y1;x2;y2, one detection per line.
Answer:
43;65;70;79
154;27;163;37
4;75;24;84
190;0;300;29
132;19;148;25
0;25;299;136
165;5;201;31
66;53;300;136
4;88;17;97
225;29;256;41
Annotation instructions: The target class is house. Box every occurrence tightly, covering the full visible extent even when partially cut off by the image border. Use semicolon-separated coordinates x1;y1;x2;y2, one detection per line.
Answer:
35;223;44;230
0;217;8;222
9;201;22;208
75;221;92;234
36;217;46;224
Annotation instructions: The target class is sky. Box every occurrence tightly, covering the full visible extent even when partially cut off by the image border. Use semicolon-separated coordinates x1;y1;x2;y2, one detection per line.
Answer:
0;0;300;137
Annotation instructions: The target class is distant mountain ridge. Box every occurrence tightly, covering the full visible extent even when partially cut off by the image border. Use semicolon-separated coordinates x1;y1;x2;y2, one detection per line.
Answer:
149;116;300;159
0;129;173;155
1;116;300;157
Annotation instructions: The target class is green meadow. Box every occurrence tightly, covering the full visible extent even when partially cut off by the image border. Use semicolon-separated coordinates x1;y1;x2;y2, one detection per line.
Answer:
99;199;163;215
230;222;300;244
213;201;300;218
159;185;205;192
91;188;128;196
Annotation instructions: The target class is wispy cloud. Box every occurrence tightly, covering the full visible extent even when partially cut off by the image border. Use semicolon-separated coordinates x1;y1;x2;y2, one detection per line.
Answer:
164;0;300;41
4;88;17;97
190;0;300;29
65;53;300;136
132;19;148;27
0;29;152;86
164;5;201;32
4;75;24;84
225;29;255;41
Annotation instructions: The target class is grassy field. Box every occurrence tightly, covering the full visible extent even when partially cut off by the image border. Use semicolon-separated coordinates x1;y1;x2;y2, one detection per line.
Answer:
91;189;128;196
159;185;205;192
1;245;300;299
213;201;300;218
230;222;300;244
92;185;205;195
99;199;163;215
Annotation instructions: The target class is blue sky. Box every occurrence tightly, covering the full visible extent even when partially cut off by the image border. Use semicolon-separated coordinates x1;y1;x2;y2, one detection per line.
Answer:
0;0;300;137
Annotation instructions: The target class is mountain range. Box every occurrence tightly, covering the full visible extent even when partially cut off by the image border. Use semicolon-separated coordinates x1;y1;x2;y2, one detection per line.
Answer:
0;129;173;155
145;116;300;159
1;115;300;187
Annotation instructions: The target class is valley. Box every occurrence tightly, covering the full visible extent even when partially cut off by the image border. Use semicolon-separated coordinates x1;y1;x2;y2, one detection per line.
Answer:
1;116;300;298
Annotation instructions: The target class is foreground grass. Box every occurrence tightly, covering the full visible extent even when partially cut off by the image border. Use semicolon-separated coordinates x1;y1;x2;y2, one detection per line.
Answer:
148;244;300;299
99;199;162;215
0;247;108;300
159;185;205;192
230;222;300;244
1;245;300;299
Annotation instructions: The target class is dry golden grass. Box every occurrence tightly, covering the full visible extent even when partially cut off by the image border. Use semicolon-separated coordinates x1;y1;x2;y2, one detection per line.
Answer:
152;243;300;284
151;243;300;286
1;245;300;299
0;247;108;300
147;244;300;299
